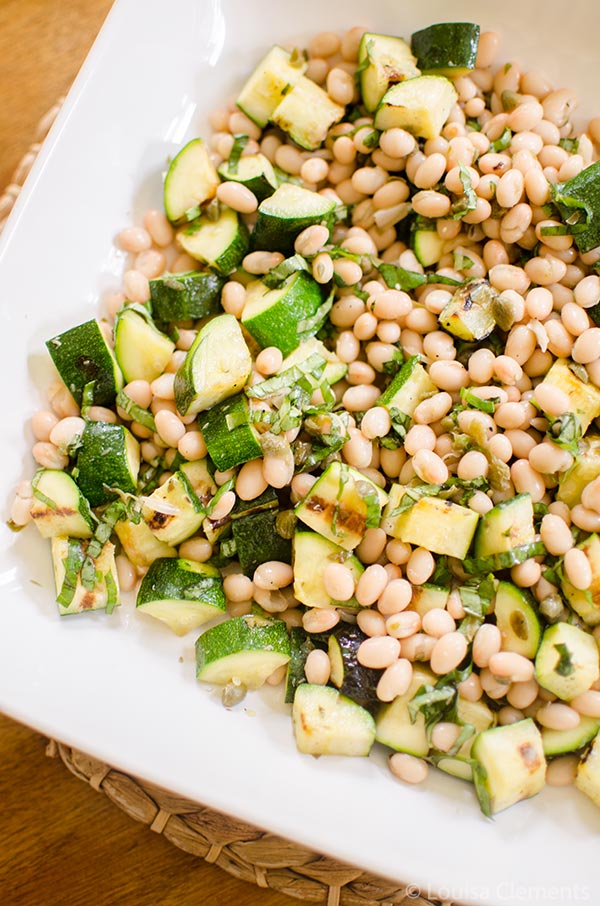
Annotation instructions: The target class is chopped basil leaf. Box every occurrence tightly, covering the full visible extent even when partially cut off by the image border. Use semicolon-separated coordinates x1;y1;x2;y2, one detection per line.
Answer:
262;253;309;288
382;347;404;376
227;134;249;174
247;353;326;399
116;390;156;431
539;224;571;236
31;471;58;511
459;387;497;415
451;163;478;219
554;642;575;677
489;128;512;153
377;262;462;291
297;289;335;341
206;478;235;517
547;412;581;456
559;137;579;153
104;569;118;614
472;761;493;818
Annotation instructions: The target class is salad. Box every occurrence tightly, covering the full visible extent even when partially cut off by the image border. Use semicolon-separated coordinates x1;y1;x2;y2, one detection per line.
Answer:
10;21;600;818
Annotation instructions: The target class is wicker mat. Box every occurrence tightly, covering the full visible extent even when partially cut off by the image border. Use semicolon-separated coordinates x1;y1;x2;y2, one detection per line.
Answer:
2;103;453;906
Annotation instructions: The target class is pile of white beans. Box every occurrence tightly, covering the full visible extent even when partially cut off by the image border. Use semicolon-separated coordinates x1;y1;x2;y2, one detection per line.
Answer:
13;25;600;792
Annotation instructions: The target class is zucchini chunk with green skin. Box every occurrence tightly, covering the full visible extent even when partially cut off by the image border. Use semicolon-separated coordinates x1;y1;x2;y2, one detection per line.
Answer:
195;614;290;688
30;469;94;539
377;355;436;420
280;338;347;386
439;279;497;341
576;732;600;808
232;509;292;576
358;32;420;113
149;271;225;322
271;77;345;150
236;45;307;128
392;496;479;560
561;534;600;626
295;461;388;552
197;393;262;471
51;535;119;616
142;461;215;546
494;582;542;659
292;684;376;757
136;558;226;636
374;75;458;140
411;218;445;267
542;717;600;757
471;719;546;816
163;138;219;224
539;358;600;433
293;531;363;609
114;517;176;569
218;153;278;202
375;666;434;757
411;23;480;78
76;421;140;507
242;271;324;356
473;493;535;559
328;626;382;709
114;307;175;384
45;319;123;407
178;206;249;275
535;622;600;701
174;313;252;417
250;183;336;255
552;161;600;253
557;435;600;507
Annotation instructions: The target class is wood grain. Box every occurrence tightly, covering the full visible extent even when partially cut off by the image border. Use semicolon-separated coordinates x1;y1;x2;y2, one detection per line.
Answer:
0;4;295;903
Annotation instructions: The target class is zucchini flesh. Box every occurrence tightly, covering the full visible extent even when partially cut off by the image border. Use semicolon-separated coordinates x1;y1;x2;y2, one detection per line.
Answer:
557;435;600;507
31;469;94;539
375;666;434;757
114;307;175;383
378;355;436;419
473;493;535;559
540;358;600;433
271;76;345;150
177;206;249;275
411;23;480;77
114;517;176;569
293;531;363;609
236;45;307;128
439;279;497;341
174;313;252;417
359;32;420;113
292;684;376;756
392;496;479;560
471;719;546;816
535;622;600;701
493;582;542;659
374;75;458;140
575;733;600;808
163;138;219;224
411;219;445;267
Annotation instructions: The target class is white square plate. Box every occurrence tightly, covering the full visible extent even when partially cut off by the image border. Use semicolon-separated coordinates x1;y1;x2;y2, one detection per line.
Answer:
1;2;598;903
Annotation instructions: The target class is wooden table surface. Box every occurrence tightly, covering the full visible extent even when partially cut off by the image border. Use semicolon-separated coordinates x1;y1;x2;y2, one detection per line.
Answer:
0;3;296;904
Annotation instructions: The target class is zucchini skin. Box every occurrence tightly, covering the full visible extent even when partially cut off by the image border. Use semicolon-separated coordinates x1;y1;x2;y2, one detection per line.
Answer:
232;509;292;576
137;557;225;610
329;625;382;710
149;271;225;321
45;319;123;407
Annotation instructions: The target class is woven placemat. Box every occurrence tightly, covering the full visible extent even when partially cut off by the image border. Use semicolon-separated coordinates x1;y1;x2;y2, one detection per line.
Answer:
2;103;454;906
